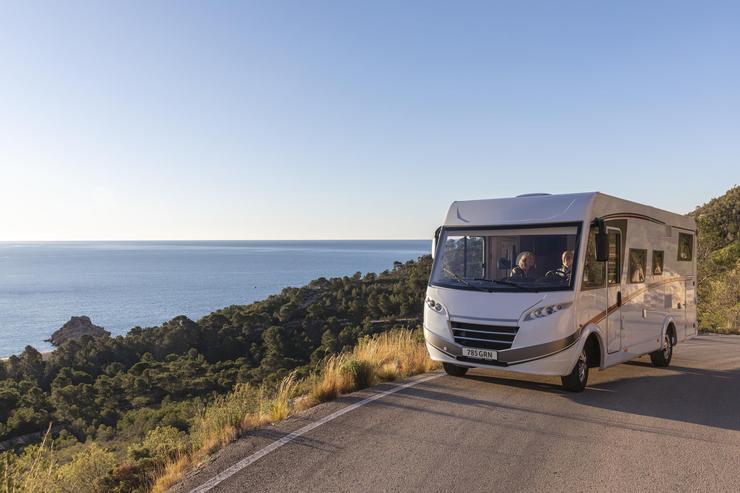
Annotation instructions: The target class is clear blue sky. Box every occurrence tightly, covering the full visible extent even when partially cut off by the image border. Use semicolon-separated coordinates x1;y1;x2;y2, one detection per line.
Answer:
1;1;738;240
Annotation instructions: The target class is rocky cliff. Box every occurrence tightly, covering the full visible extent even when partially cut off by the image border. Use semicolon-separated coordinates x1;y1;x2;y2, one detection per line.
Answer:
47;316;110;346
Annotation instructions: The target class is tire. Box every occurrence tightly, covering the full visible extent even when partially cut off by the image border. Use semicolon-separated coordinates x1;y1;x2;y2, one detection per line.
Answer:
650;332;673;367
442;362;469;377
561;348;589;392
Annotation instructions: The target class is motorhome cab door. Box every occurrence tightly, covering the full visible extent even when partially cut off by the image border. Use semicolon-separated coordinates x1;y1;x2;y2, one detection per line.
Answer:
606;228;623;353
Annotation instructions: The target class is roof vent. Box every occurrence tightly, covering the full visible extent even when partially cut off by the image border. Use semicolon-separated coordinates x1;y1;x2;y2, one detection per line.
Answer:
516;193;552;198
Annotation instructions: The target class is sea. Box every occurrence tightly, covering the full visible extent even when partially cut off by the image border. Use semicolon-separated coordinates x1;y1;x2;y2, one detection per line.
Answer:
0;241;429;357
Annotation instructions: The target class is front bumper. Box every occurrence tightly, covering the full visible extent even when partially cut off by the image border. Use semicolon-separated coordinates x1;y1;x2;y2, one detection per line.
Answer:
424;327;580;367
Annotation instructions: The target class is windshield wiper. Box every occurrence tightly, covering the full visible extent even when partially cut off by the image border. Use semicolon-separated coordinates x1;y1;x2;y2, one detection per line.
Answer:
473;278;537;292
442;268;489;292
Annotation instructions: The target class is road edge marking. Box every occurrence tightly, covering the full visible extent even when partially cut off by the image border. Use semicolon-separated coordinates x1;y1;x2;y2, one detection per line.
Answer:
190;372;443;493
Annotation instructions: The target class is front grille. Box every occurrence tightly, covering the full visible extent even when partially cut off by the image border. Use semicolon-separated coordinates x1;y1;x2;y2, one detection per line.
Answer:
451;321;518;351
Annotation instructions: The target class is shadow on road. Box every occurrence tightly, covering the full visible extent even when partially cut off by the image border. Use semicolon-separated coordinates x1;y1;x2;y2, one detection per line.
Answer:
426;359;740;433
572;364;740;432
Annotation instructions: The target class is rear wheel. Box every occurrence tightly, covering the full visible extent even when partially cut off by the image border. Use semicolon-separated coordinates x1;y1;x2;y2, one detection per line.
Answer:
442;362;468;377
561;348;588;392
650;332;673;367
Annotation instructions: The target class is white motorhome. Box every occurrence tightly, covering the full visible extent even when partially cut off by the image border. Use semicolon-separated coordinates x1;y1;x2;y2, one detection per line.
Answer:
424;192;697;391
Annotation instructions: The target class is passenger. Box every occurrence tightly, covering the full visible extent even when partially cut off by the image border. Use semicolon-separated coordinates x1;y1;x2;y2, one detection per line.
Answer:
510;251;536;279
561;250;574;280
631;258;645;283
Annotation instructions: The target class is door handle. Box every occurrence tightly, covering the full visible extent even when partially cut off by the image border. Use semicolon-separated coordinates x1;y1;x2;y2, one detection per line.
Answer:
617;291;622;307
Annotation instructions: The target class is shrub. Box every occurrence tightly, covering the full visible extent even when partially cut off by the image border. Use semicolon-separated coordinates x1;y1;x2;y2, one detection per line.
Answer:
1;426;57;493
56;442;116;493
189;384;264;454
341;358;374;390
128;426;190;464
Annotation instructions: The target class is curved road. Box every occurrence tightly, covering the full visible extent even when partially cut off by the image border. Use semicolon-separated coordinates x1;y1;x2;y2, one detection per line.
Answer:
174;335;740;493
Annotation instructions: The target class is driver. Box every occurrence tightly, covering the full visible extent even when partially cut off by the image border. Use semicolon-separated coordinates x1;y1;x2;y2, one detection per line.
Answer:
544;250;574;282
510;251;536;279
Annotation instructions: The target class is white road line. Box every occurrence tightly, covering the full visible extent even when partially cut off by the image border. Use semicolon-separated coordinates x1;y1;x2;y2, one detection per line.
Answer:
190;372;443;493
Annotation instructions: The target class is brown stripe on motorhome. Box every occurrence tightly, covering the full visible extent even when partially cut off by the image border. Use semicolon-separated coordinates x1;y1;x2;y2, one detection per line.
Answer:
579;276;685;328
601;212;666;225
600;212;696;233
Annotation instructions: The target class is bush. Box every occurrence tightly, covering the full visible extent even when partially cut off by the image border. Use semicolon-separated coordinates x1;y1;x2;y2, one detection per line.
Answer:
1;427;57;493
57;442;116;493
341;359;374;390
128;426;190;463
189;384;265;454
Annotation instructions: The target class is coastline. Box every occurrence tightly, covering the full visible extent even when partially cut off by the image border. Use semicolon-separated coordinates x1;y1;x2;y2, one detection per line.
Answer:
1;350;54;362
0;239;429;358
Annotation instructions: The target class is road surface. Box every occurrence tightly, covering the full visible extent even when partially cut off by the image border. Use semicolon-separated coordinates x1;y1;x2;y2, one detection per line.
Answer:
174;334;740;493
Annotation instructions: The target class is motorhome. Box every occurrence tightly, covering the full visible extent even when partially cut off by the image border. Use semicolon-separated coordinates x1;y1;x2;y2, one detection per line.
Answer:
424;192;697;391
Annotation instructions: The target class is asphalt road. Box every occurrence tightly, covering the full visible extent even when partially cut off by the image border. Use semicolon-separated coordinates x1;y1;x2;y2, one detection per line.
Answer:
175;334;740;493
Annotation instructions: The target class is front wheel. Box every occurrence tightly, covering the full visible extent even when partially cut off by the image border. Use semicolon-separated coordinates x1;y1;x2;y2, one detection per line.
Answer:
650;333;673;367
442;362;469;377
561;348;588;392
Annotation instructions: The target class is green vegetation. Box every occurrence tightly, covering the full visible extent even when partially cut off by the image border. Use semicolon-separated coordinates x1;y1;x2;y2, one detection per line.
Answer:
1;257;432;491
690;186;739;332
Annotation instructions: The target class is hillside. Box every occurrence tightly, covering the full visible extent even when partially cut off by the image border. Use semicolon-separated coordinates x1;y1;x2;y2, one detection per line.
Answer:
0;257;431;491
689;185;740;332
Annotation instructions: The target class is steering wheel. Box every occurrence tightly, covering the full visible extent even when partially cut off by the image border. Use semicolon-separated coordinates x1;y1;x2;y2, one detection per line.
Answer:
544;269;566;281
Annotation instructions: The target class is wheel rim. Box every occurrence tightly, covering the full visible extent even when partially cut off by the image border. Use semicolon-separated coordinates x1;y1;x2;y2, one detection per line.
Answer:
577;350;587;382
663;335;672;358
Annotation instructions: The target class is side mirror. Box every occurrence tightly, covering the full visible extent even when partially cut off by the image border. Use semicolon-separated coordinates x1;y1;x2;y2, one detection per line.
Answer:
593;219;609;262
595;232;609;261
431;227;441;259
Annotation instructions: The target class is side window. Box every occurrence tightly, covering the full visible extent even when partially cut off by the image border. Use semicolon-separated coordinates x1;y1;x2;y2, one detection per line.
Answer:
677;233;693;261
652;250;664;275
582;227;606;289
629;249;647;283
607;230;621;285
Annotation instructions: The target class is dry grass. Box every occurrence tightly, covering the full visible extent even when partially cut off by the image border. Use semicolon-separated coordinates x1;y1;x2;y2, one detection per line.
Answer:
2;427;124;493
306;329;438;406
151;328;438;492
268;371;300;421
1;424;58;493
353;329;439;377
149;454;191;493
189;383;267;455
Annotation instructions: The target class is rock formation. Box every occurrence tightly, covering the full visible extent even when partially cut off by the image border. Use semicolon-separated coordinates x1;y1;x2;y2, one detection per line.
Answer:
47;316;110;346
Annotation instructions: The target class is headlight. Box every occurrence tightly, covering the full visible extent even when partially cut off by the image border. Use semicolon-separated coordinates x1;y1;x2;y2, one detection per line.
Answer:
524;302;572;321
425;297;447;315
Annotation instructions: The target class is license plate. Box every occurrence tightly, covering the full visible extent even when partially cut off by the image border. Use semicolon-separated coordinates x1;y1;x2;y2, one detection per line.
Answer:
462;347;498;361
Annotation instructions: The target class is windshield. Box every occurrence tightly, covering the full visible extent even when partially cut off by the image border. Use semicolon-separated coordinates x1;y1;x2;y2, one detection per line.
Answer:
430;226;580;291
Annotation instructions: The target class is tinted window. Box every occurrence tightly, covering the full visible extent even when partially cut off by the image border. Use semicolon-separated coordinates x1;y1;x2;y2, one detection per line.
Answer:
607;230;621;285
678;233;693;261
652;250;664;275
582;227;606;289
629;249;647;284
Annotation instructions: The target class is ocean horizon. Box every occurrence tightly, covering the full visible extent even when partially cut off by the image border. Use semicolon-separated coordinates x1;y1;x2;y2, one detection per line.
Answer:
0;240;429;357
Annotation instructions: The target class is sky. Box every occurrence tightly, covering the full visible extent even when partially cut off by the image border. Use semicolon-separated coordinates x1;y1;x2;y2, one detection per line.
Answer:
1;1;738;240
